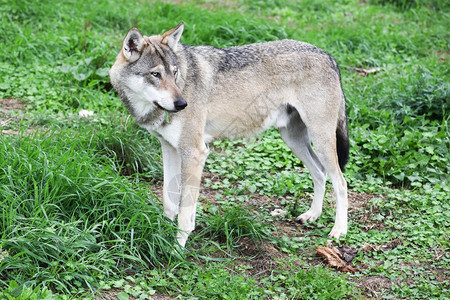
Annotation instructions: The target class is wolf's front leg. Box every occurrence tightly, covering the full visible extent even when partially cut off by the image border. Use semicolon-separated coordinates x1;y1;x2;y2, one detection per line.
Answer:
176;146;209;247
161;141;182;221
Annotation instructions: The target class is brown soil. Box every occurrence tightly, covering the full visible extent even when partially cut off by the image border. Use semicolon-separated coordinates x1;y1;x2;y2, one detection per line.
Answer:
0;98;25;111
0;98;26;135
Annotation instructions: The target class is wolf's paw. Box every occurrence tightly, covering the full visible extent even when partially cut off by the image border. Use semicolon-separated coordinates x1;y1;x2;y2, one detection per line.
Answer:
296;210;320;224
328;224;347;239
176;232;189;248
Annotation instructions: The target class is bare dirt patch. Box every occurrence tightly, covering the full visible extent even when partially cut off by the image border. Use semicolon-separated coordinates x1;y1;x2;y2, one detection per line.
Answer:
97;288;136;300
0;98;25;111
232;239;288;279
1;98;26;135
348;191;388;231
355;275;392;299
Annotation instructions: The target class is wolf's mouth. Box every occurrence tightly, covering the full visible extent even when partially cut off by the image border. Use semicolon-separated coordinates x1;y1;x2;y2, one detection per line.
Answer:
154;101;178;113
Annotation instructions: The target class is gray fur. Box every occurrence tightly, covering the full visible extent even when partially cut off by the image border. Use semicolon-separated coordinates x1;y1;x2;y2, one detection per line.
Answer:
110;23;350;247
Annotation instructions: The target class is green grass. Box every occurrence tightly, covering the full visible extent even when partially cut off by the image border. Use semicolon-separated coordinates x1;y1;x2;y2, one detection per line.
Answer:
0;0;449;299
194;202;274;253
136;260;355;299
0;124;180;293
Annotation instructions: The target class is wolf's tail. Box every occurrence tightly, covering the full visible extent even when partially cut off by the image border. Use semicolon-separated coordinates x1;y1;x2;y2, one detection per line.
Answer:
336;99;350;171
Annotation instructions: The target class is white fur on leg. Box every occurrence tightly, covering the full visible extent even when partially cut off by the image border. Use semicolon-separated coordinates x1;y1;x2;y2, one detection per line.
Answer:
162;174;183;221
160;141;182;221
328;195;348;238
329;220;347;239
175;145;208;247
163;189;179;221
279;122;327;226
296;208;321;223
328;171;348;239
176;231;189;248
176;182;200;247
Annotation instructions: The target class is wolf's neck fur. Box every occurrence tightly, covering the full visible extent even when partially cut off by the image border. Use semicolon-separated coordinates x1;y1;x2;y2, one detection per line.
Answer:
119;91;167;129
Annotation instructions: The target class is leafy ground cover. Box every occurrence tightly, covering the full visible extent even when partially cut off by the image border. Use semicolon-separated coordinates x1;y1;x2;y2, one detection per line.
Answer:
0;0;448;299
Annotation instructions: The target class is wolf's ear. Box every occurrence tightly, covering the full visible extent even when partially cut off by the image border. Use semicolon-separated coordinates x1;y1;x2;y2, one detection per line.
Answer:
122;28;145;62
161;22;184;51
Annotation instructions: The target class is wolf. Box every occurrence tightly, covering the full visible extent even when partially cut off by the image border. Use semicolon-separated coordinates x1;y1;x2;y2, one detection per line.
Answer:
109;22;350;247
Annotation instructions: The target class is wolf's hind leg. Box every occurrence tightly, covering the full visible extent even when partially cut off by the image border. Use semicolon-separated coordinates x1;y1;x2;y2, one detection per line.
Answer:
303;121;348;239
278;109;327;224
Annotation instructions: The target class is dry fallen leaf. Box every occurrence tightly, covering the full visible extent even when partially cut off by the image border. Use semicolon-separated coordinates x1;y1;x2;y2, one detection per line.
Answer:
337;245;359;262
360;242;379;252
317;246;346;268
354;67;382;76
316;246;358;273
360;238;402;253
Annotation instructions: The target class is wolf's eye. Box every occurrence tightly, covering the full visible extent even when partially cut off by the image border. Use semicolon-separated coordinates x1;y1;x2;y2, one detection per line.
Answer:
151;72;161;78
173;70;178;77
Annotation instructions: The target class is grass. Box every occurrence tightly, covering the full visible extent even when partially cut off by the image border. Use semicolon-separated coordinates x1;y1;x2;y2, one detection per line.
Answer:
0;124;180;294
0;0;449;299
194;203;274;254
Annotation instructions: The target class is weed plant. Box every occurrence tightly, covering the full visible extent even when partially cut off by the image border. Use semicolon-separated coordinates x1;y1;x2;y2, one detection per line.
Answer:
0;127;178;293
194;203;274;253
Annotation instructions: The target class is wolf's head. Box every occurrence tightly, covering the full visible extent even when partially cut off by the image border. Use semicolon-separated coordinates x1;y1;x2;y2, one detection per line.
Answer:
109;23;187;116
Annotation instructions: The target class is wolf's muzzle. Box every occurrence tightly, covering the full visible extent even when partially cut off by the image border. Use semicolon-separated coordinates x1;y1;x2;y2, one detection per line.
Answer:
174;98;187;111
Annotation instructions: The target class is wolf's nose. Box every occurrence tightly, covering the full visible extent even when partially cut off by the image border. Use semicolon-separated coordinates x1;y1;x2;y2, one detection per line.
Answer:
174;98;187;111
